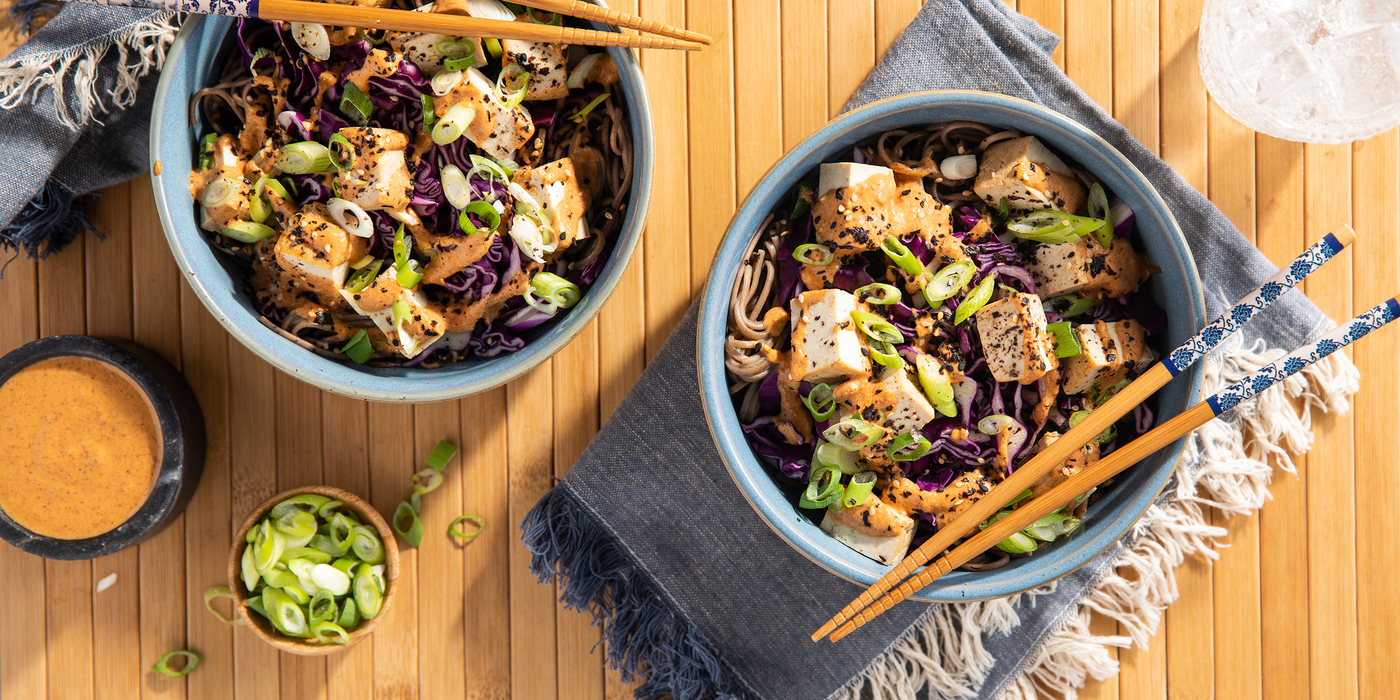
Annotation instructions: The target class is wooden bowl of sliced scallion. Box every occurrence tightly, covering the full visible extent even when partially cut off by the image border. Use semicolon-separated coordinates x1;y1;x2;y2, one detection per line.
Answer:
228;485;399;654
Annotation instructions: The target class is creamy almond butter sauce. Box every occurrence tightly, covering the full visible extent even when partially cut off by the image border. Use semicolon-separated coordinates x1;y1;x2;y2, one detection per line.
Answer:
0;357;161;540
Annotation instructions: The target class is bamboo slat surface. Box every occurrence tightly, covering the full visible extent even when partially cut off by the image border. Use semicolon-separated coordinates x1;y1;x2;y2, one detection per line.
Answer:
1;1;1397;698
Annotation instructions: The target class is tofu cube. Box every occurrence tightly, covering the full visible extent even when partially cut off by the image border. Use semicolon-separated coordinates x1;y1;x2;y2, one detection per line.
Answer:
973;136;1086;213
389;32;485;77
335;127;413;211
788;289;871;384
433;67;536;160
511;157;590;252
1060;320;1150;395
1029;236;1153;300
975;293;1057;384
820;495;915;566
275;202;368;301
502;28;570;102
859;365;940;438
811;163;897;258
1059;324;1112;395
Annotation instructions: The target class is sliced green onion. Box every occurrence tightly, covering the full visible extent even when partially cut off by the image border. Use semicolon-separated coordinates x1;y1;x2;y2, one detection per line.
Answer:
409;491;422;514
495;63;530;108
353;563;385;620
1069;409;1118;444
275;510;318;542
340;82;371;126
867;339;904;369
885;431;932;462
392;501;424;547
249;190;271;224
310;563;352;596
328;133;355;171
426;440;457;470
309;590;337;624
413;468;443;495
1086;183;1114;249
332;557;358;576
220;221;276;243
1061;294;1095;318
258;176;293;204
915;355;957;418
793;243;833;266
1007;488;1034;508
440;163;470;210
443;54;477;72
789;179;815;221
261;565;299;590
420;94;436;131
996;531;1038;554
280;582;313;606
240;545;261;592
279;547;332;566
458;200;502;235
266;589;311;637
841;471;878;509
567;53;603;89
823;417;886;451
246;596;268;618
358;27;389;44
276;141;332;174
449;514;484;540
151;650;200;677
310;534;343;558
432;103;476;145
329;513;356;553
800;383;836;421
1023;512;1080;542
253;522;287;573
569;93;610;122
201;176;240;209
397;259;425;288
1006;211;1108;245
855;283;901;305
880;237;923;276
850;310;904;344
531;272;582;309
469;153;517;181
1046;321;1082;358
350;526;385;565
995;196;1011;224
392;224;410;270
978;414;1013;435
341;329;373;364
337;597;360;628
924;260;976;302
483;37;504;59
814;440;861;475
311;620;350;645
344;260;383;294
797;464;845;510
203;586;243;626
198;133;217;170
953;274;995;325
391;299;418;355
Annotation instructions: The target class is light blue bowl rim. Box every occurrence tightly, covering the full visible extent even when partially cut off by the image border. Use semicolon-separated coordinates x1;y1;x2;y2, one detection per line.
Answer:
149;13;654;403
698;89;1205;602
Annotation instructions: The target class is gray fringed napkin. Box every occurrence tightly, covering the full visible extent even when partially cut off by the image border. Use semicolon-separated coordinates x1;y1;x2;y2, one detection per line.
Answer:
521;1;1359;698
0;1;177;262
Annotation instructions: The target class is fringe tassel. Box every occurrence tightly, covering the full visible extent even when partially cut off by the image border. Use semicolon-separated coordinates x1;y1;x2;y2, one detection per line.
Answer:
521;487;759;700
0;180;99;267
989;341;1359;700
0;10;179;131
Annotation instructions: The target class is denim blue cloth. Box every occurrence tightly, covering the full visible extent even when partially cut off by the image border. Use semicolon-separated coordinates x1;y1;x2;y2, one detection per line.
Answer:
0;3;174;262
522;1;1336;699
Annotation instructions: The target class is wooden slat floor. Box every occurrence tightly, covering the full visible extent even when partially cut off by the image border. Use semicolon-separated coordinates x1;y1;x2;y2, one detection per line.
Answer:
2;1;1397;698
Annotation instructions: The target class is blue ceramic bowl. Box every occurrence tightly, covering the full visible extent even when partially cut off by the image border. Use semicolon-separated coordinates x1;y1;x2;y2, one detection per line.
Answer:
150;15;653;402
698;91;1205;601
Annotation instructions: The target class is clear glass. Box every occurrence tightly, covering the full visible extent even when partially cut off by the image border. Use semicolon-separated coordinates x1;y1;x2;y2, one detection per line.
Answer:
1199;0;1400;143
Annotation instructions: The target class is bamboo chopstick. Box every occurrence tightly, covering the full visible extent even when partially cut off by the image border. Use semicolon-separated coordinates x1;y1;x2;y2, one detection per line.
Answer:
828;292;1400;642
811;224;1357;642
257;0;704;51
511;0;712;44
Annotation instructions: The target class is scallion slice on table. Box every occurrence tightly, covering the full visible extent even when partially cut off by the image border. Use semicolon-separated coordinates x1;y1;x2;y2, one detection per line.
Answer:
800;382;835;421
413;468;443;495
339;82;372;126
923;259;975;302
841;471;878;509
793;243;833;265
449;515;485;540
203;586;242;626
953;274;996;325
276;141;332;174
426;440;457;470
392;501;424;547
823;418;885;451
879;237;923;276
151;650;200;677
854;283;901;305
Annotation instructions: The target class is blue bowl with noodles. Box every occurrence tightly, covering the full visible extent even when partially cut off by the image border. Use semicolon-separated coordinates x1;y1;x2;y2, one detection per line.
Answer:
148;12;652;402
697;91;1205;601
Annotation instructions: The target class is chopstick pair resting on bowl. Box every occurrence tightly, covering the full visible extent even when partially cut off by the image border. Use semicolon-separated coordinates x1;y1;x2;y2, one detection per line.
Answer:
67;0;710;50
816;223;1395;642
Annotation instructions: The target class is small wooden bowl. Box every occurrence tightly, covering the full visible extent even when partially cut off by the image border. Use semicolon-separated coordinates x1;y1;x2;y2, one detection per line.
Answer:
228;486;399;655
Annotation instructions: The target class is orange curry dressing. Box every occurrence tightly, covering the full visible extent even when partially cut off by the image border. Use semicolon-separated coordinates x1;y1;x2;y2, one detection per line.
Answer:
0;357;161;540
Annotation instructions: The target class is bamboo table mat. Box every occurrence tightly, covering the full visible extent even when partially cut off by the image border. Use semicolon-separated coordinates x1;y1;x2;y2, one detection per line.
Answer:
0;1;1397;698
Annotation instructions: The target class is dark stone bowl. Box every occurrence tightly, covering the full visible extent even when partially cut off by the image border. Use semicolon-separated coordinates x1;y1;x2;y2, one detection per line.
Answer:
0;336;206;560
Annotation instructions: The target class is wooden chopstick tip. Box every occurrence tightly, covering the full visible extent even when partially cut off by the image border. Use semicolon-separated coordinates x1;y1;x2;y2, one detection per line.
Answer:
1332;222;1357;248
810;622;836;643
